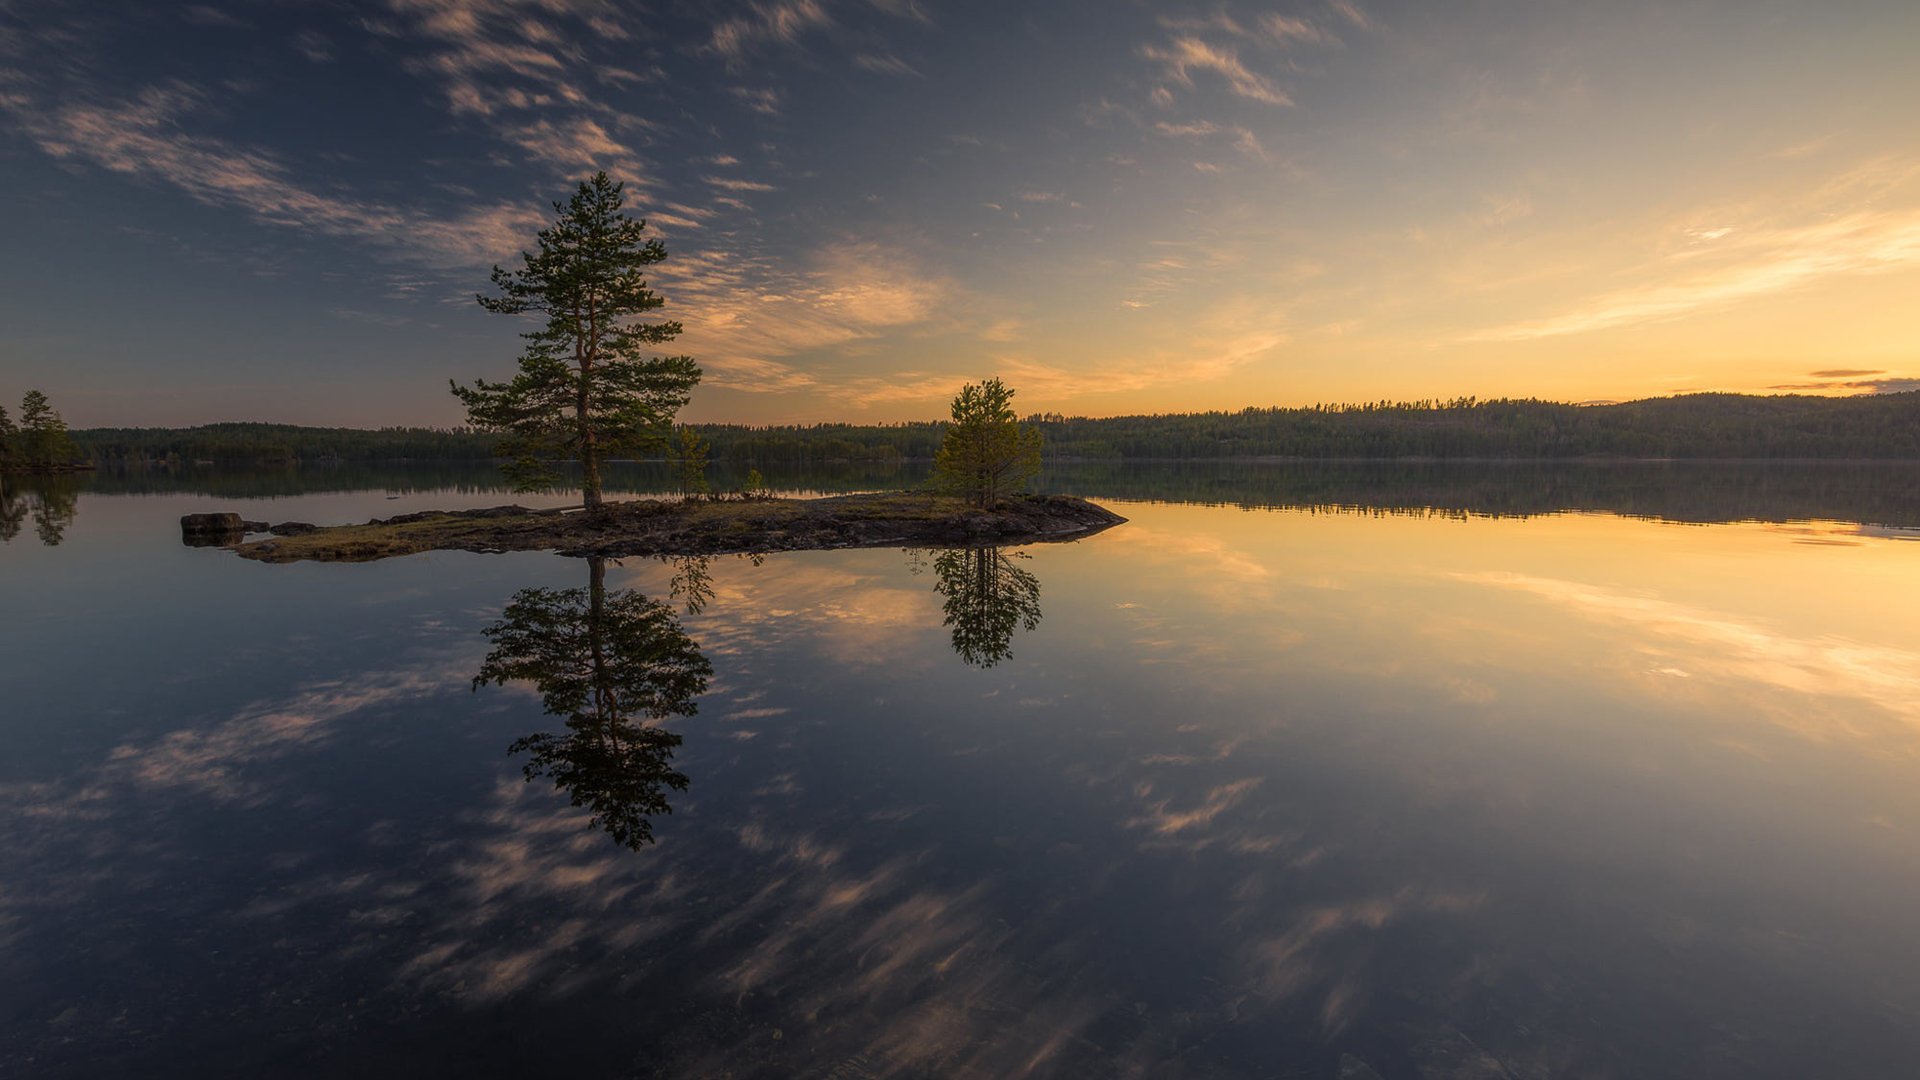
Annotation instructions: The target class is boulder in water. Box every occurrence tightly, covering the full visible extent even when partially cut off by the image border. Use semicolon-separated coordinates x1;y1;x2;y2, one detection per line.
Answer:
181;512;246;547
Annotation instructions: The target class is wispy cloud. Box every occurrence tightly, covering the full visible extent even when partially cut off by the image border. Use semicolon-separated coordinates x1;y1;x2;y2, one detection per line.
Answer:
292;28;335;63
1329;0;1375;31
853;51;920;77
1142;37;1292;106
703;174;779;192
388;0;605;118
1768;372;1920;395
1468;210;1920;341
660;241;954;395
1153;119;1266;159
707;0;831;62
1258;13;1336;46
7;81;542;266
497;115;648;180
1469;160;1920;341
728;85;783;115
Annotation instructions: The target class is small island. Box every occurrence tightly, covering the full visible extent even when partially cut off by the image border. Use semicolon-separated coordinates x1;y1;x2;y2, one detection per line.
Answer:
221;491;1126;563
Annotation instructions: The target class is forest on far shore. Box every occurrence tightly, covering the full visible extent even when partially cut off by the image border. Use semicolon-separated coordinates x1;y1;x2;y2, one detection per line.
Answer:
67;390;1920;465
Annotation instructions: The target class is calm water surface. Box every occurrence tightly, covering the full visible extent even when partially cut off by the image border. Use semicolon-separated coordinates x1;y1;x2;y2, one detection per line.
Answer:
4;465;1920;1077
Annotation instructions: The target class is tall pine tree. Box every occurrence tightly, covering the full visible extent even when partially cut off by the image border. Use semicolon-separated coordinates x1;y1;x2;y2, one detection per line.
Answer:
17;390;73;469
453;173;700;509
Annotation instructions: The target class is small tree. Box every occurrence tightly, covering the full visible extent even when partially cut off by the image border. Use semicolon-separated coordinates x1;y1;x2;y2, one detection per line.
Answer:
0;403;15;472
933;377;1042;507
673;424;710;497
453;172;701;511
18;391;73;469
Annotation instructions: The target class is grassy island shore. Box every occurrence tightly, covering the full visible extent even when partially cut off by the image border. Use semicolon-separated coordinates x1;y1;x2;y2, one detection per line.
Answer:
225;491;1126;564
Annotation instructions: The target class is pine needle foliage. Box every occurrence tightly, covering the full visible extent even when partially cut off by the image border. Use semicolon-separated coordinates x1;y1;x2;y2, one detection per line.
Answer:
933;377;1042;507
453;172;700;509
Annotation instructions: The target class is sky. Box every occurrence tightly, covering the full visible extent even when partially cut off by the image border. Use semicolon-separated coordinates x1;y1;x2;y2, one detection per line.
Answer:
0;0;1917;428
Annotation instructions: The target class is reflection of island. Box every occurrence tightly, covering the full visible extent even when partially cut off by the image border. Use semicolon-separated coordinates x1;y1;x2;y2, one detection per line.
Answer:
926;547;1043;668
0;477;79;546
474;556;712;849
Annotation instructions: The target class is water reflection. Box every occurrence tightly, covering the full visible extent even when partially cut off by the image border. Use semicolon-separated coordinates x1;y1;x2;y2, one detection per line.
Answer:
473;555;713;849
0;476;79;545
72;459;1920;528
920;546;1044;668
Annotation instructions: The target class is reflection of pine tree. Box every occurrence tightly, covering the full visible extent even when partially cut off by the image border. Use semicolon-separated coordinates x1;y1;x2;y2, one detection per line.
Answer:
931;547;1043;668
0;485;24;544
0;477;79;546
474;556;712;848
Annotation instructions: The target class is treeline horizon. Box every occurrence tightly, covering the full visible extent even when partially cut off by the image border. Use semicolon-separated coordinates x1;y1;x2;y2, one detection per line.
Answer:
68;390;1920;464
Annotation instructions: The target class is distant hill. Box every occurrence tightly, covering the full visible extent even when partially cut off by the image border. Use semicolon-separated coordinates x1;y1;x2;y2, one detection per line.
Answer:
69;391;1920;464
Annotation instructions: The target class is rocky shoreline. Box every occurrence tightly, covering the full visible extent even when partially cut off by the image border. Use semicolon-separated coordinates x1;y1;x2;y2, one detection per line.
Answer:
197;492;1127;563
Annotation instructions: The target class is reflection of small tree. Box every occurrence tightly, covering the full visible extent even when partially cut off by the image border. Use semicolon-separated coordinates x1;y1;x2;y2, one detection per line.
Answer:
930;546;1043;667
473;556;713;848
663;553;715;614
933;378;1042;508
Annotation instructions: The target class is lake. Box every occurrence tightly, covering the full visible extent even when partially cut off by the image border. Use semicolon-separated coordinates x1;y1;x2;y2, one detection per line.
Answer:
4;462;1920;1077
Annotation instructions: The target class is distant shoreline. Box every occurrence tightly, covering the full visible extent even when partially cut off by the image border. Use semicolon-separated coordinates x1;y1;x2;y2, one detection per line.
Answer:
68;390;1920;465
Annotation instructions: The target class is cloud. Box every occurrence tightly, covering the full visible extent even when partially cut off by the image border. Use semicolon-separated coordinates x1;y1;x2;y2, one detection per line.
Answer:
822;296;1288;410
1768;376;1920;395
1153;120;1266;159
706;0;831;62
1258;13;1336;46
1329;0;1375;31
1466;159;1920;340
293;29;335;62
1810;368;1883;378
728;85;783;115
1158;11;1337;48
659;241;954;395
7;81;543;266
387;0;612;118
853;51;920;77
496;115;648;180
702;174;779;192
1142;37;1292;106
182;4;247;27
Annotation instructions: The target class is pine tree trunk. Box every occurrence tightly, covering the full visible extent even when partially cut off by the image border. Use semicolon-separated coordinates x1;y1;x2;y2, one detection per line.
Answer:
579;357;602;511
